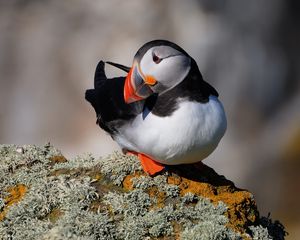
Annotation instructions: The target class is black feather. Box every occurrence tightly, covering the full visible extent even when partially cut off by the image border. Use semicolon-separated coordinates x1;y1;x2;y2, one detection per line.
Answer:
94;61;107;89
106;61;130;73
85;61;143;135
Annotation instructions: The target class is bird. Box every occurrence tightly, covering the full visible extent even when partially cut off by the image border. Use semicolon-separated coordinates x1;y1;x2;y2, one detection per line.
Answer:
85;40;227;175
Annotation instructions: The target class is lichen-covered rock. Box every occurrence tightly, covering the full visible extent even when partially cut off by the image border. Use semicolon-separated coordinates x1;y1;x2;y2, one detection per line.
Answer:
122;163;258;235
0;144;286;239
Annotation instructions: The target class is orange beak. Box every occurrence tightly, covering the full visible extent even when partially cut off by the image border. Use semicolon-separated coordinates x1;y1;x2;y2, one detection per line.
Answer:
124;64;156;104
124;67;144;103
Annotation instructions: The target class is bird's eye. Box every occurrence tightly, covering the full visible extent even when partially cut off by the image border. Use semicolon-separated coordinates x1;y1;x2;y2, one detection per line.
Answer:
152;53;161;64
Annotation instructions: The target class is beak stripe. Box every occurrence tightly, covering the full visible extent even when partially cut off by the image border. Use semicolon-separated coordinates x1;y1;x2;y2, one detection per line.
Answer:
132;67;144;87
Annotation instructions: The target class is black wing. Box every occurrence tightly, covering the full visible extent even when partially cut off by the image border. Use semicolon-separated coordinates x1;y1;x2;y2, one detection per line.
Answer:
85;61;143;134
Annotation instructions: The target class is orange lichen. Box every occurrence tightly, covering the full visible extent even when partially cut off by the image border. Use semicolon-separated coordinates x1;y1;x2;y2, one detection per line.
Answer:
90;200;102;212
0;184;27;221
167;176;182;186
122;172;146;191
166;175;258;233
49;155;67;166
46;208;64;223
122;175;135;191
123;173;166;209
148;186;166;209
122;164;258;235
92;173;102;181
172;221;182;240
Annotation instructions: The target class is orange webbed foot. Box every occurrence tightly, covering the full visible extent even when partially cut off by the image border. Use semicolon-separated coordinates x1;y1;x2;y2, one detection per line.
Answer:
125;150;165;175
137;153;165;176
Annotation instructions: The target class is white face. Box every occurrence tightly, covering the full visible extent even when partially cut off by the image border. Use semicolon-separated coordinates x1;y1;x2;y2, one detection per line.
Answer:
139;46;191;93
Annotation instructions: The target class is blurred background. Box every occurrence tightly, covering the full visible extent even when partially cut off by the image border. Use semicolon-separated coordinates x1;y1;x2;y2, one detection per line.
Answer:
0;0;299;238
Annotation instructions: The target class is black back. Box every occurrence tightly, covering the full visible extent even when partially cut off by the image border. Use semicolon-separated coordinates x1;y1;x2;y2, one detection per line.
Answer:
134;40;189;59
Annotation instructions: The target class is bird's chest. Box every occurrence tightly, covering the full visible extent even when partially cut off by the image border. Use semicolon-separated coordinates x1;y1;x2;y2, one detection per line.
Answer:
116;97;226;164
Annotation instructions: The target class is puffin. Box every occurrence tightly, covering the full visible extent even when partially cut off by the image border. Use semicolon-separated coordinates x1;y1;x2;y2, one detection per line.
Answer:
85;40;227;175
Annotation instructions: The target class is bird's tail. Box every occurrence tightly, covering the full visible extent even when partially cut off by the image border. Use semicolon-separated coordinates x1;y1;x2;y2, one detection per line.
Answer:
94;60;107;89
85;61;106;111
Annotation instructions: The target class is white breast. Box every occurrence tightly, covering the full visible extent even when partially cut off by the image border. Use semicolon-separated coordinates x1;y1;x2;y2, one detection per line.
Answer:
114;96;227;165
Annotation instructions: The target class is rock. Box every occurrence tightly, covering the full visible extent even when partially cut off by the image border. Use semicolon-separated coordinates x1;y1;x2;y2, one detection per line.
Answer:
0;144;286;239
122;163;258;235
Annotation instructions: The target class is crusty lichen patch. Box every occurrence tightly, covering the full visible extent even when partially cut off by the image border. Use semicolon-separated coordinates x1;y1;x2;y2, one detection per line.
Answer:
169;174;257;234
0;184;27;221
122;164;258;234
49;155;67;166
0;144;286;239
121;171;257;236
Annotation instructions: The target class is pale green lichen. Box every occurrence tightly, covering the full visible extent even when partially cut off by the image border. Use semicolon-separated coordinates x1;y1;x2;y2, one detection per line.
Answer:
0;143;60;188
249;225;272;240
42;209;117;240
248;216;286;240
131;174;180;197
52;153;99;170
0;198;5;211
0;144;286;239
181;221;240;240
181;192;199;203
101;188;239;239
99;151;142;185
